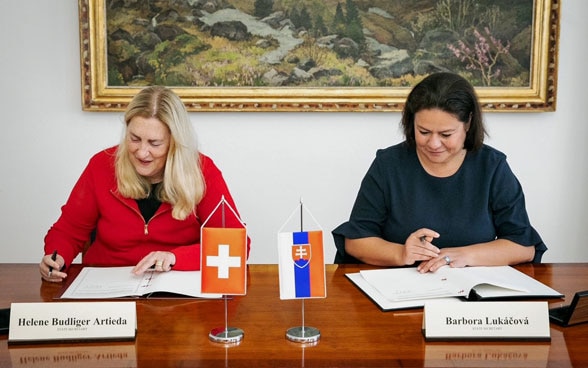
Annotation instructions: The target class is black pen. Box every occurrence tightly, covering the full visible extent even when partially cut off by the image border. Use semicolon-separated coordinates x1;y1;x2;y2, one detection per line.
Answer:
49;250;57;273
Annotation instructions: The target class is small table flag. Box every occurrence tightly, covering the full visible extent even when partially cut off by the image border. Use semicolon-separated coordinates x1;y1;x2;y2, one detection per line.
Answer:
278;230;326;300
200;196;247;295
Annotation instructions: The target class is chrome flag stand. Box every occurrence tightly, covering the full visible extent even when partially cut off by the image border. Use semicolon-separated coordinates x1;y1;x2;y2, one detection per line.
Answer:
286;300;320;343
201;195;247;344
278;198;325;344
208;303;244;344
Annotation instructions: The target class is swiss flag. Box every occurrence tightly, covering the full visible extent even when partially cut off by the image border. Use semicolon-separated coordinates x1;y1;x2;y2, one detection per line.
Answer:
201;227;247;295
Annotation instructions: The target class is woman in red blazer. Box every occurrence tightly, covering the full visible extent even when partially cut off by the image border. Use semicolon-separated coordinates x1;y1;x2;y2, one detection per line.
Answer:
39;86;250;282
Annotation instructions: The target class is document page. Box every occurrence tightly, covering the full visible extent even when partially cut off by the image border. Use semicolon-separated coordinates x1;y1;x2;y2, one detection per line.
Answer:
359;267;465;302
358;266;561;303
345;272;462;310
467;266;562;299
61;267;221;299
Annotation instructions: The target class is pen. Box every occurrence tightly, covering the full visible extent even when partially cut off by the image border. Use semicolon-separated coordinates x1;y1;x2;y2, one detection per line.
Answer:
49;250;57;273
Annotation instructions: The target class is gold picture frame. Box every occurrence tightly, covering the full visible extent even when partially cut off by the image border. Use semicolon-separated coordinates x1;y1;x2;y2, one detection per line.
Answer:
79;0;560;112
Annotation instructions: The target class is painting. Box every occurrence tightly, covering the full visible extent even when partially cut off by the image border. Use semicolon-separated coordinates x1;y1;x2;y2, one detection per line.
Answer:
79;0;560;112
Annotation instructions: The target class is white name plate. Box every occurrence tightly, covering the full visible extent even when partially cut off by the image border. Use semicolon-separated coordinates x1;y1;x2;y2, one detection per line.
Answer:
422;300;550;341
9;302;136;344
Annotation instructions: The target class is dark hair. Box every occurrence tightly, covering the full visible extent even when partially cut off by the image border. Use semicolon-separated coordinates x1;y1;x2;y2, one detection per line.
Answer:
401;72;486;151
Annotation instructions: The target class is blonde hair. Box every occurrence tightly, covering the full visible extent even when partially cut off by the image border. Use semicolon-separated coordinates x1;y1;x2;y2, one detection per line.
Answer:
115;86;204;220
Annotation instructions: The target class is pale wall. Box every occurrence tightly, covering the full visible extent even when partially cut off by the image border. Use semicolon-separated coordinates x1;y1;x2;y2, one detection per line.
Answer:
1;1;586;264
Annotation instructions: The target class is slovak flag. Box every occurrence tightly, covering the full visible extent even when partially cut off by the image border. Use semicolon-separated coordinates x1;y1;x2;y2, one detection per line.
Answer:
200;196;247;295
278;230;326;300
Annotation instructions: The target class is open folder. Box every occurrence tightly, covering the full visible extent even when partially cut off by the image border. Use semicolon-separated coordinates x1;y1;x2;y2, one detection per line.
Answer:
347;265;563;311
59;267;222;299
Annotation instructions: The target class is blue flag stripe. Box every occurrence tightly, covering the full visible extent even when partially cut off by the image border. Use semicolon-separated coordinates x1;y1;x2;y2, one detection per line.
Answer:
293;231;308;244
293;232;310;297
294;260;311;297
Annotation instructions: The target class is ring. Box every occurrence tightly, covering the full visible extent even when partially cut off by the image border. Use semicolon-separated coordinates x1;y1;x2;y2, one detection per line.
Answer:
48;270;52;278
444;256;451;265
155;260;163;267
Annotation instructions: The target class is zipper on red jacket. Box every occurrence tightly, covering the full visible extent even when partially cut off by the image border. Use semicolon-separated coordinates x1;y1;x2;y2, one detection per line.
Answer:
111;190;171;236
142;206;175;235
143;209;169;235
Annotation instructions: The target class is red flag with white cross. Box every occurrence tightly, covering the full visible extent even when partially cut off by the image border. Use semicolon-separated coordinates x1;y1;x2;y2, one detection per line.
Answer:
201;227;247;295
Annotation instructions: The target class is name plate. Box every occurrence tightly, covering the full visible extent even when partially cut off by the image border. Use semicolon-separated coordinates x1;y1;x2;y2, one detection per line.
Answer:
9;302;136;344
422;301;550;341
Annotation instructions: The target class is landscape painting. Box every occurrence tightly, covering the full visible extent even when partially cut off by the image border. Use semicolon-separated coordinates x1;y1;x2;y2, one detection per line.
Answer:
79;0;559;112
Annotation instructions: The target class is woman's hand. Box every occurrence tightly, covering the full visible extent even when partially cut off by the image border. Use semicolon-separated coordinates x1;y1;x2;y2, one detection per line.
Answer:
39;252;67;282
133;251;176;275
402;229;440;265
417;248;467;273
417;239;535;273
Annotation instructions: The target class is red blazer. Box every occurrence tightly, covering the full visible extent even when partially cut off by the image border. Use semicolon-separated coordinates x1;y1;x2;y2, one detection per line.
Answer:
44;146;250;270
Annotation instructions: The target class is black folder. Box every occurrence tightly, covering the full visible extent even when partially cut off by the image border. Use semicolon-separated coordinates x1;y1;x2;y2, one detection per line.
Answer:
549;290;588;326
0;308;10;334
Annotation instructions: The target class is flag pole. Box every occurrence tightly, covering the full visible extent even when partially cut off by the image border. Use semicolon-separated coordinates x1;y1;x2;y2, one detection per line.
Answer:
300;198;305;336
300;197;304;232
208;196;245;344
285;198;321;344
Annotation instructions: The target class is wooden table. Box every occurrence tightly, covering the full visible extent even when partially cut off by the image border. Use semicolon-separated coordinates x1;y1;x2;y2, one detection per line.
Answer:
0;263;587;367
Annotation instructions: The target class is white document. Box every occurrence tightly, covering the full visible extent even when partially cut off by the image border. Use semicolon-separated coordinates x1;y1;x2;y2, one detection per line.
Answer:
346;272;462;311
61;267;222;299
347;266;562;311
